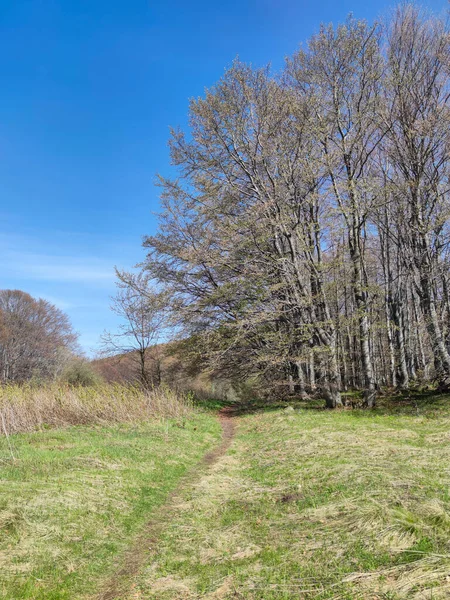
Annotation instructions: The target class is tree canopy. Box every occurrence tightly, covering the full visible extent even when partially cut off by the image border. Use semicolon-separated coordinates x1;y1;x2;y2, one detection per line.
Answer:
138;5;450;407
0;289;78;383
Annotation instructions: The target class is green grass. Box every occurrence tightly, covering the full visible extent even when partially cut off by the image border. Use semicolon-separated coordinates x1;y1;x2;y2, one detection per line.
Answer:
128;394;450;599
0;412;222;599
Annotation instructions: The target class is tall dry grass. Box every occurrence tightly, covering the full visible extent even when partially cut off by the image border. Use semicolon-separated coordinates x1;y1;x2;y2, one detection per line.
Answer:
0;383;193;435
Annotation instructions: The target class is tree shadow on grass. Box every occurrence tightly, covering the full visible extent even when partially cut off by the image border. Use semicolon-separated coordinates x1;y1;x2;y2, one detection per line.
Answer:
365;389;450;418
210;389;450;419
192;395;297;417
225;397;320;417
191;396;236;412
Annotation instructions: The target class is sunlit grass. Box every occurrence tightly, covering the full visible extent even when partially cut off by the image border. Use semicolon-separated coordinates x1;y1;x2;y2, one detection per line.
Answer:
129;394;450;599
0;410;221;599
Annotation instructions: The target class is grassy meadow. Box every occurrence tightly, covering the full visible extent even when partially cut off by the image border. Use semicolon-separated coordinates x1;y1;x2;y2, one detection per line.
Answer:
0;384;221;599
2;387;450;599
125;393;450;600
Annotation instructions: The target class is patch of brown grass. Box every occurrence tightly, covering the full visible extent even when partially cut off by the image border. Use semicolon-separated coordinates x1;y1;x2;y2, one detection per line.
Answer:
0;383;193;435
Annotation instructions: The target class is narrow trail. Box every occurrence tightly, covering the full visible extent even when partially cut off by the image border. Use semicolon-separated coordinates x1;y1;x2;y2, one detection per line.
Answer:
96;408;236;600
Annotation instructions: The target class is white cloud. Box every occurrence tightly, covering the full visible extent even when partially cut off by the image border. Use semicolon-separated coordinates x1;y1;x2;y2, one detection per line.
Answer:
2;249;115;285
34;293;76;310
0;229;137;353
0;230;136;286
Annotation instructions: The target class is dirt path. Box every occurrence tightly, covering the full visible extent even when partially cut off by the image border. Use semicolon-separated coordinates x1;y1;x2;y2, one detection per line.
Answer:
96;408;236;600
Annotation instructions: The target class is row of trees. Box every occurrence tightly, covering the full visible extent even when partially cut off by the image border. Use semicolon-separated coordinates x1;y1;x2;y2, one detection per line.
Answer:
0;289;78;383
135;5;450;407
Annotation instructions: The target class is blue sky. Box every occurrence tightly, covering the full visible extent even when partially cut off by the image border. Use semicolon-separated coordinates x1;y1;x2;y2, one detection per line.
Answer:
1;0;447;354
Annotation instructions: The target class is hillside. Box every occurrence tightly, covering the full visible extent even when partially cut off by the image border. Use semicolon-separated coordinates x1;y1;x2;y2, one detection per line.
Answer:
91;345;239;402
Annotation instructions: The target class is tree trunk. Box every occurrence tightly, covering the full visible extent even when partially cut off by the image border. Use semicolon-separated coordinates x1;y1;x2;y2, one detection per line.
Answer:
295;361;308;400
349;224;376;407
392;293;409;388
419;266;450;387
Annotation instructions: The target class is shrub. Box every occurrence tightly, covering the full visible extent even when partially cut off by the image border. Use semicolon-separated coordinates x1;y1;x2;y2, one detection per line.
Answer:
61;360;102;387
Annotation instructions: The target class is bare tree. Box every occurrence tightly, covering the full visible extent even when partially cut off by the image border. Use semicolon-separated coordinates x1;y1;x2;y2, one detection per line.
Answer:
101;273;168;388
288;17;385;406
0;289;78;383
384;5;450;389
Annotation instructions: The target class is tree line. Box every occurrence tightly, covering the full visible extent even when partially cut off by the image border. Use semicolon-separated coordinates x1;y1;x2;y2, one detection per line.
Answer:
134;5;450;407
0;289;79;384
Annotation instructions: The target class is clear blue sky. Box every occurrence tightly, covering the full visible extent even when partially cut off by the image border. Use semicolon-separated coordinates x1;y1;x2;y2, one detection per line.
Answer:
1;0;447;354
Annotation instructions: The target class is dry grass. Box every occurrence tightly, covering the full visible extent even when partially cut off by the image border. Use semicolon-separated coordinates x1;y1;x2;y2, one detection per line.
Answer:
0;383;193;435
125;395;450;599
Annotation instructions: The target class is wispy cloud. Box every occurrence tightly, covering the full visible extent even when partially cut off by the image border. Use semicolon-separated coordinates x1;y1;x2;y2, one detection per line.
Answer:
0;230;139;286
6;252;115;283
0;234;115;285
0;229;139;354
35;294;76;310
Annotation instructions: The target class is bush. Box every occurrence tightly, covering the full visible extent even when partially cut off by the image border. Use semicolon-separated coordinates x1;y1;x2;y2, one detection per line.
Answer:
61;360;102;387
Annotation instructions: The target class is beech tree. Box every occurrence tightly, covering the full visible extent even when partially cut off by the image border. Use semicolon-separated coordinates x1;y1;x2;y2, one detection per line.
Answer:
0;289;77;383
384;5;450;389
288;18;385;406
138;5;450;406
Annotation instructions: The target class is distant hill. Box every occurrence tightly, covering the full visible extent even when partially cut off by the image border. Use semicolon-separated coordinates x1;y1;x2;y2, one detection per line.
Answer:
91;344;238;401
